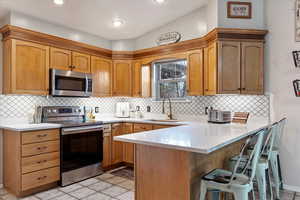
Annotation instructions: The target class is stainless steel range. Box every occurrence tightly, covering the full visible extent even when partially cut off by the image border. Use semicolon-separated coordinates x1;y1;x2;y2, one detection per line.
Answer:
42;106;104;186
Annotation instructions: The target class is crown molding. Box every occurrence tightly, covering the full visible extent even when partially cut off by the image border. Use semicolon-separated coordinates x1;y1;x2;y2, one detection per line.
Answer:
0;25;268;60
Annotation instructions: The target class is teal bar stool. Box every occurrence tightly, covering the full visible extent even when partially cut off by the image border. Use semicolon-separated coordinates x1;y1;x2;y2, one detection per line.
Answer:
270;118;286;199
199;128;267;200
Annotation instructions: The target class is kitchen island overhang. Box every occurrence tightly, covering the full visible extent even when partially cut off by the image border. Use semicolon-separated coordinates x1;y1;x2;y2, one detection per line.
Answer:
114;121;269;200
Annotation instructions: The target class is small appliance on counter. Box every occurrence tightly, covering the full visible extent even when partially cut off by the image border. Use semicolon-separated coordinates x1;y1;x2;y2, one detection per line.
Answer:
115;102;130;118
208;110;232;124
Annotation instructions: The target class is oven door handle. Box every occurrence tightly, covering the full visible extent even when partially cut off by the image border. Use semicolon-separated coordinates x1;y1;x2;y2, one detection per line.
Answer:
62;125;103;135
85;75;89;94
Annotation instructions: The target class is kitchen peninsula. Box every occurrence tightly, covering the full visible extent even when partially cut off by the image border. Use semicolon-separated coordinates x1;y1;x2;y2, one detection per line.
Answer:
115;120;269;200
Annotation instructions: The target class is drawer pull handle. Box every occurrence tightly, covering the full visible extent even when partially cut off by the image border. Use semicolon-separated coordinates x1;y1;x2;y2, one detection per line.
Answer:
36;160;47;164
37;134;48;138
37;146;47;151
37;176;47;181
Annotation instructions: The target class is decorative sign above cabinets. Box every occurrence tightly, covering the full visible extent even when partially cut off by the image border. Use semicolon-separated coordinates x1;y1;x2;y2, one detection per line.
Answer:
296;0;300;41
293;80;300;97
156;32;181;46
227;1;252;19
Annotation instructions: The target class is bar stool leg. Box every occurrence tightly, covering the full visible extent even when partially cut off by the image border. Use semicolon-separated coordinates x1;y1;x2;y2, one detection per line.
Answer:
200;181;207;200
234;191;249;200
270;151;281;199
256;164;267;200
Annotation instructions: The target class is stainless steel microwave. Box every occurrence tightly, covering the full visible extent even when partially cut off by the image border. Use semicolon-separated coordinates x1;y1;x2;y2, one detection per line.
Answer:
50;69;92;97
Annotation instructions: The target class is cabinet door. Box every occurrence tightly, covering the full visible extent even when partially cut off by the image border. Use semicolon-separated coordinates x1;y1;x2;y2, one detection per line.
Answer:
102;132;112;168
111;123;124;164
187;49;204;96
132;61;142;97
11;40;49;95
113;60;132;96
50;47;72;71
141;65;151;97
72;52;91;73
204;43;217;95
122;123;134;164
241;42;264;95
91;56;112;97
218;41;241;94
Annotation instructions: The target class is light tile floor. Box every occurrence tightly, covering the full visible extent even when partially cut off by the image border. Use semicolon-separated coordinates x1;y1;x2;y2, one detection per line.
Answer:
0;169;298;200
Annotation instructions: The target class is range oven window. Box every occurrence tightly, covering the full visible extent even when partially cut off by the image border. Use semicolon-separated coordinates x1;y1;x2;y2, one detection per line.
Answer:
61;131;103;173
55;75;86;91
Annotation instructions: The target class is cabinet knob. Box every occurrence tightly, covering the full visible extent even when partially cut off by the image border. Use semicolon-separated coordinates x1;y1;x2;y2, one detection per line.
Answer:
242;88;246;90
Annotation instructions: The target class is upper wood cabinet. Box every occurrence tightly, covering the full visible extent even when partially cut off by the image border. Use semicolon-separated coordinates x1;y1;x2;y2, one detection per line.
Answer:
113;60;132;96
218;41;241;94
204;43;217;95
141;65;151;97
241;42;264;94
3;39;49;95
91;56;112;97
217;41;264;95
50;47;72;71
72;52;91;73
132;61;142;97
187;49;204;96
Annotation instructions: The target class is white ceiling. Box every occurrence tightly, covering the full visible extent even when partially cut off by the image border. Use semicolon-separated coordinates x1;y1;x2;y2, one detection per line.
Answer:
0;0;208;40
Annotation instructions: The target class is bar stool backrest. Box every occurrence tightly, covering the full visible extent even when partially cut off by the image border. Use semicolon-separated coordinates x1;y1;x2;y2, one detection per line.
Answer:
230;128;267;184
273;118;287;150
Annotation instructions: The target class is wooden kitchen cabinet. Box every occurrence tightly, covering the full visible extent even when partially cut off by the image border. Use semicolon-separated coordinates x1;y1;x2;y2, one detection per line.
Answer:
134;123;153;133
102;124;112;168
218;41;241;94
113;60;132;96
122;123;134;164
132;61;142;97
204;43;217;95
241;42;264;94
91;56;113;97
141;65;151;97
4;129;60;197
50;47;72;71
187;49;204;96
72;51;91;73
3;39;50;95
111;123;124;164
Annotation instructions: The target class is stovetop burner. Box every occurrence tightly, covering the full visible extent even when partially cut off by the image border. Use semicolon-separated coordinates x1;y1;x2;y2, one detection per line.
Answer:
41;106;103;127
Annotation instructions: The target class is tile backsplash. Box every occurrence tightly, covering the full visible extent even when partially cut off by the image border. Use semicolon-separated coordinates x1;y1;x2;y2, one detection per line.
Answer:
0;95;270;118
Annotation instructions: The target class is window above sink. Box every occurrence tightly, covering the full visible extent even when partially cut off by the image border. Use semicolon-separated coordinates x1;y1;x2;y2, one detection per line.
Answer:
152;59;188;101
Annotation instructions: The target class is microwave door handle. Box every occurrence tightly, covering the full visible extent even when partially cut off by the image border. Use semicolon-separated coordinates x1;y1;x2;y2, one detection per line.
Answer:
85;75;88;94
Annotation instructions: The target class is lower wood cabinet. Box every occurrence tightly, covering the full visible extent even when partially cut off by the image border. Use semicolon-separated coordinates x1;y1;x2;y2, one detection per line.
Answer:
4;129;60;197
122;123;134;164
111;123;124;164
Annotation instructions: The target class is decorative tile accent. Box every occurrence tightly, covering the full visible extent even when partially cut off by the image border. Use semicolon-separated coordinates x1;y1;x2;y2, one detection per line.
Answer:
0;94;270;118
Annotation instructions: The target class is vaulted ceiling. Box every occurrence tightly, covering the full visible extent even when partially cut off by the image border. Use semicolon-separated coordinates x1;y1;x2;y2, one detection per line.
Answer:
0;0;208;40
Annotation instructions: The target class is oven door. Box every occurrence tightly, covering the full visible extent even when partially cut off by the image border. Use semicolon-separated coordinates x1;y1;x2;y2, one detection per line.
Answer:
51;69;92;97
61;125;103;186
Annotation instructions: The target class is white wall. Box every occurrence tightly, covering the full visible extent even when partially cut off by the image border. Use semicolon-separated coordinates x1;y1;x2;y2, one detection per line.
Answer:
218;0;265;29
135;6;208;50
8;12;112;49
206;0;218;31
111;39;136;51
265;0;300;190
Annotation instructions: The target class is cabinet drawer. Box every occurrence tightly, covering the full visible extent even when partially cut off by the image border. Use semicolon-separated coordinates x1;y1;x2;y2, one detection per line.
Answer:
133;123;153;133
21;152;60;174
21;167;60;191
22;129;59;144
103;124;112;133
123;123;133;133
22;141;59;157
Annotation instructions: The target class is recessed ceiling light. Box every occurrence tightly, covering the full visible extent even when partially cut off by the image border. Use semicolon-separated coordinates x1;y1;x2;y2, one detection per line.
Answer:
53;0;64;6
153;0;165;4
112;18;124;28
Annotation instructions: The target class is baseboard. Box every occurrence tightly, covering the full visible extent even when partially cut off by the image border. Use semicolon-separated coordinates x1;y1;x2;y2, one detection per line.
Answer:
283;184;300;192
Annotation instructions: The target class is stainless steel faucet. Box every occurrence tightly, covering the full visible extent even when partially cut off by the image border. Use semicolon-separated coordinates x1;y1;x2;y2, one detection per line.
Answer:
162;97;174;120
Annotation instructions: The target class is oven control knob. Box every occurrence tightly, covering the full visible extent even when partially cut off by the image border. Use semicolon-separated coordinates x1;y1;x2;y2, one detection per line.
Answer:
52;109;57;113
47;109;51;113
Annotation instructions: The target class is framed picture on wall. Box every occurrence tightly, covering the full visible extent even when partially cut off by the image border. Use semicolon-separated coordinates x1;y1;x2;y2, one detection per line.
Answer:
227;2;252;19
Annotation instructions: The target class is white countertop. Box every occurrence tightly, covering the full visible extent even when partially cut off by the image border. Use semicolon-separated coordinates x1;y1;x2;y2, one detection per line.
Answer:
0;115;270;155
114;120;270;154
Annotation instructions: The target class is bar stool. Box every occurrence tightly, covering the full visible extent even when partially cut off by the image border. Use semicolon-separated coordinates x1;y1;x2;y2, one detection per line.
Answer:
199;128;267;200
270;118;286;199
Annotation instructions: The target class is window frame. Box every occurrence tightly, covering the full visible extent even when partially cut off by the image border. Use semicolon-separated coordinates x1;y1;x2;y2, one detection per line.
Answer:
151;59;188;101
